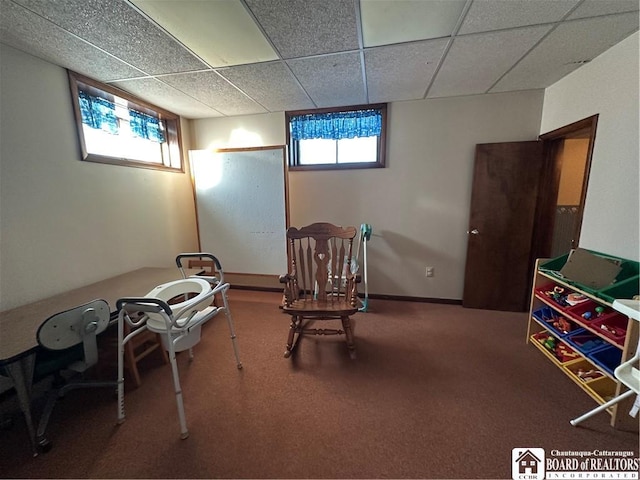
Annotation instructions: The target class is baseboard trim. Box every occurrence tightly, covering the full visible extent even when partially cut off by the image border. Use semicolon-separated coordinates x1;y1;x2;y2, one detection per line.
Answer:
229;284;282;293
366;293;462;305
227;285;461;305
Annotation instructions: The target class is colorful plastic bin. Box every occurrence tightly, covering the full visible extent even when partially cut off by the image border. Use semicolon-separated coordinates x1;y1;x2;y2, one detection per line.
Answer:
532;307;576;337
539;250;639;302
588;346;623;377
564;329;609;354
592;314;628;346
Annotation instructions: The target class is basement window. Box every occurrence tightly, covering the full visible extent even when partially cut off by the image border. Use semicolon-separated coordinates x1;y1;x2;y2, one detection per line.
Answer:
68;71;183;172
286;104;387;170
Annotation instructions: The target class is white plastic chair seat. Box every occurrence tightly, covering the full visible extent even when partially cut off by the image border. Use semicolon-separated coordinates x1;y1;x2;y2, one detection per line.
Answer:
612;300;640;396
616;361;639;392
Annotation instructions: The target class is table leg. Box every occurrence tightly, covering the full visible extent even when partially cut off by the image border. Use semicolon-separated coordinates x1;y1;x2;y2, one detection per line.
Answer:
3;353;38;456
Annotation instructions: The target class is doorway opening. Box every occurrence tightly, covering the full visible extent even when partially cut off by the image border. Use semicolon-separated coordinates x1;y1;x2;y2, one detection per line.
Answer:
549;130;591;256
535;114;598;261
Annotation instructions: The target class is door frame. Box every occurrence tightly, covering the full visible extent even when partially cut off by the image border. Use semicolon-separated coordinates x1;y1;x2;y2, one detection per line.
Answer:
531;114;598;263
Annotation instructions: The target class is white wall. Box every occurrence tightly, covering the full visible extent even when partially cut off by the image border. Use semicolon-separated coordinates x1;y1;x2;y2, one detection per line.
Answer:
192;113;285;150
0;45;199;311
541;32;639;261
192;90;544;299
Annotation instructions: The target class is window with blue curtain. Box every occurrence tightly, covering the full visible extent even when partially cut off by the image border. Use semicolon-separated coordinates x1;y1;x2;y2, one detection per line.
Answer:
70;71;182;172
78;90;119;134
286;104;387;170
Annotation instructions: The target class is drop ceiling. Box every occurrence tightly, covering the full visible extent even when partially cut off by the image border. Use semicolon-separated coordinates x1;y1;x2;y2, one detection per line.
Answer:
0;0;638;119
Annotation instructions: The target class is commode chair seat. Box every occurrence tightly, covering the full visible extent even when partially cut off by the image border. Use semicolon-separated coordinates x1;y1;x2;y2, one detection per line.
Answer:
143;277;214;352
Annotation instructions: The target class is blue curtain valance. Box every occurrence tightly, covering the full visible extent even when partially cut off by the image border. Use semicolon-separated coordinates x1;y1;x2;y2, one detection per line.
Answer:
129;109;165;143
290;109;382;141
79;91;165;143
78;90;118;134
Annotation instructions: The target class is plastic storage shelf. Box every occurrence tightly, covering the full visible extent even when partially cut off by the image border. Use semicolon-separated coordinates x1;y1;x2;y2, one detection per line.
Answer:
528;253;638;431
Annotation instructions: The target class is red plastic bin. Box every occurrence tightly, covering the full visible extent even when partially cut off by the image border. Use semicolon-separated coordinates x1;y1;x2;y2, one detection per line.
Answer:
592;314;628;345
566;301;605;323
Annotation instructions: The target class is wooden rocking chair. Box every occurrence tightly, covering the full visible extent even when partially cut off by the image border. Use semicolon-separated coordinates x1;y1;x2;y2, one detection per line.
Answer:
279;223;359;359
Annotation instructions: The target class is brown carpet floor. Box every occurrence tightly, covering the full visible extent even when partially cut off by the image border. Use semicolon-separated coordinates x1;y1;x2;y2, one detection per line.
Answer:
0;290;637;479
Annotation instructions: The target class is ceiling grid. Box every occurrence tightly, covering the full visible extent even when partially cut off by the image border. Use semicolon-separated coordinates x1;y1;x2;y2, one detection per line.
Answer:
0;0;637;118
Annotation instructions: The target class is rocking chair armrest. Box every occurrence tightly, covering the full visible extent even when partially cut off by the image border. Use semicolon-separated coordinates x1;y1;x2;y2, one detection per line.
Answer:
279;273;297;307
279;273;294;284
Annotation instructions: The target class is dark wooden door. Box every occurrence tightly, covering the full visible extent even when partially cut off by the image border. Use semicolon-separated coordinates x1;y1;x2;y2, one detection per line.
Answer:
462;141;544;311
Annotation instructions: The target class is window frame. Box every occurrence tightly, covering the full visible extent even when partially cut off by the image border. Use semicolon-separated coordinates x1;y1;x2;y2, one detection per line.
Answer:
68;71;184;173
285;103;387;171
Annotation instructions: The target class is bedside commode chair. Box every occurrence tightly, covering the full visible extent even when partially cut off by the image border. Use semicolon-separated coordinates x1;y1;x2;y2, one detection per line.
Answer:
116;253;242;439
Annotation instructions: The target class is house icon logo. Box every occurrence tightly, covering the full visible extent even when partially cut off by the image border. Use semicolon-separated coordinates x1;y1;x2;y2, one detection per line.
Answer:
512;448;545;480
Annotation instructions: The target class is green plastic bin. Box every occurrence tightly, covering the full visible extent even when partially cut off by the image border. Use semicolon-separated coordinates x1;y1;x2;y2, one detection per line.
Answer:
539;249;639;303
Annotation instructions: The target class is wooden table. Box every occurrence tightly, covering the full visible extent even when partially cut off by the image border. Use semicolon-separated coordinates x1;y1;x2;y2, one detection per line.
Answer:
0;267;192;455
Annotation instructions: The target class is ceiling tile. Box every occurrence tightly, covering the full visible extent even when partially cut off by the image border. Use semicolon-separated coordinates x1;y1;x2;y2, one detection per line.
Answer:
110;77;223;119
458;0;579;35
428;25;552;98
1;0;637;119
129;0;278;68
217;61;314;112
0;0;144;81
13;0;208;75
287;52;366;108
365;39;449;103
492;12;640;93
244;0;359;58
360;0;466;47
159;71;268;116
568;0;640;19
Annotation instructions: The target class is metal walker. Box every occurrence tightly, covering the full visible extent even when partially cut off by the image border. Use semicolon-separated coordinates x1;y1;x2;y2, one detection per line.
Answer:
355;223;372;312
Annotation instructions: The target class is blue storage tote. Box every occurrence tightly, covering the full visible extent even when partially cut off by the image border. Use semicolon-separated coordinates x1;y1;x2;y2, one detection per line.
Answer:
532;306;577;337
565;330;609;354
588;346;622;377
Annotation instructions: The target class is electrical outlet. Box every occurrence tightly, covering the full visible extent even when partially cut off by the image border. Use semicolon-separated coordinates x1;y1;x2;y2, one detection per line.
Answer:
426;266;434;277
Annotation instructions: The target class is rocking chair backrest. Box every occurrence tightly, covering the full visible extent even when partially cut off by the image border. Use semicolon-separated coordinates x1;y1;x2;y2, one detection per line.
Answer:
286;223;357;303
